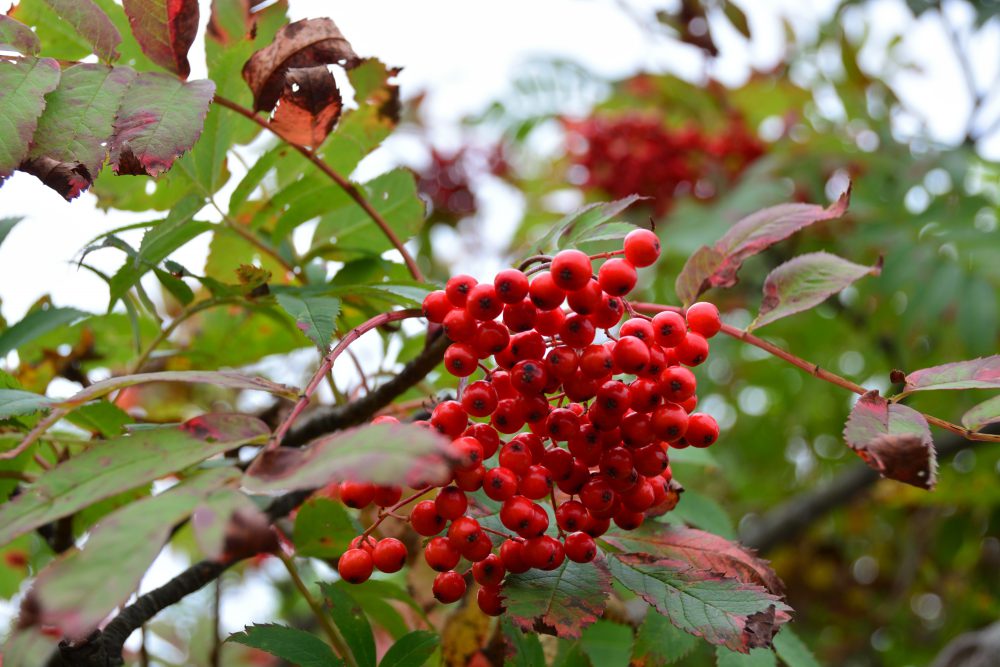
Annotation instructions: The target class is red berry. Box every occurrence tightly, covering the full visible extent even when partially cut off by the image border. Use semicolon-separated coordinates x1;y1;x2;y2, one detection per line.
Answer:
685;412;719;447
432;401;469;438
675;332;709;367
425;536;461;571
410;500;446;536
567;279;604;315
472;320;510;358
350;535;376;553
446;274;477;307
545;408;581;441
598;258;637;296
373;485;402;507
579;476;616;513
435;486;468;520
442;308;477;342
650;403;689;441
372;538;407;573
422;290;453;323
651;311;686;347
466;283;504;321
500;496;535;532
338;548;374;583
451;435;485;470
508;331;546;361
483;467;519;501
499;440;533;476
622;478;656;512
579;344;614;378
545;345;579;380
613;507;644;530
519;465;553;500
633;443;669;476
462;381;498;417
556;500;589;532
613;336;650;374
477;585;505;616
550;249;593;291
510;359;548;395
621;411;655;447
544;447;575;481
596;379;631;414
465;423;501;458
628;377;661;413
473;553;506;586
433;570;467;603
500;539;530;573
453;465;485;492
533;308;565;336
619;318;655;342
524;535;565;570
600;447;634;481
462;531;494;562
564;531;597;563
529;272;565;311
623;228;661;267
444;342;477;377
503;299;537;332
339;481;375;509
447;516;483;545
560;313;597;348
686;302;721;338
658;366;697;403
491;399;526;434
591;293;624;328
495;269;530;304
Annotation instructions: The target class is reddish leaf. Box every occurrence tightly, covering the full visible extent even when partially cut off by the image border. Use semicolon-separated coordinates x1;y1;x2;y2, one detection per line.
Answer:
608;553;789;652
904;356;1000;392
750;252;882;330
109;72;215;177
207;0;251;44
20;64;136;199
504;558;613;639
0;57;61;182
675;186;851;305
0;15;40;55
962;395;1000;432
600;525;784;595
40;0;121;62
269;66;343;147
242;17;359;112
121;0;199;77
843;391;937;489
243;422;456;493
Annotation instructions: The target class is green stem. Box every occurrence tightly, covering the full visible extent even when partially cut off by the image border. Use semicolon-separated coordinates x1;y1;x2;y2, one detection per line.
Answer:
279;553;358;667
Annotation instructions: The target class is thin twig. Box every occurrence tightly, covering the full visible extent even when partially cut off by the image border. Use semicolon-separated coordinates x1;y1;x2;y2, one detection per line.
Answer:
279;552;358;667
212;95;425;282
208;197;302;283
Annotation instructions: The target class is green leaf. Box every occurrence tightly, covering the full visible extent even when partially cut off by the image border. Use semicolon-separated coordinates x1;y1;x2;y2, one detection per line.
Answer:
843;391;936;489
228;143;284;216
501;617;545;667
607;554;788;652
0;306;89;358
772;627;820;667
64;400;133;437
40;0;121;61
958;277;998;355
33;468;239;637
275;293;341;350
0;216;24;250
0;413;268;545
903;356;1000;392
716;647;777;667
504;558;613;639
529;195;643;255
721;0;751;39
0;15;40;54
961;395;1000;432
321;582;377;667
108;72;215;177
0;389;54;420
379;630;439;667
552;639;589;667
345;580;431;640
634;611;698;665
293;496;360;558
228;623;344;667
580;620;633;667
750;252;882;330
244;422;454;493
0;57;61;180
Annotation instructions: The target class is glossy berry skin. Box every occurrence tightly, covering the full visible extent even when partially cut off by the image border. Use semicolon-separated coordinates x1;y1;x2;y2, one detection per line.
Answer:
372;538;407;573
472;553;506;586
675;332;709;367
410;500;446;536
560;314;597;348
483;467;519;501
461;381;498;418
619;318;655;343
658;366;697;403
564;531;598;563
533;308;565;336
444;343;477;377
686;302;722;338
432;401;468;438
623;229;661;267
447;516;483;546
372;485;403;507
598;258;638;296
556;500;589;532
424;536;461;572
350;535;376;553
477;585;505;616
422;290;453;323
685;412;720;448
651;310;687;348
472;321;510;358
500;539;530;574
451;436;484;470
503;299;537;332
524;535;565;570
519;464;553;500
613;336;650;374
550;249;593;291
579;476;616;513
466;283;504;321
433;570;467;603
338;548;374;584
545;346;579;380
442;308;477;343
529;272;565;311
567;279;603;315
462;531;494;562
435;487;468;520
339;481;375;509
446;274;477;307
592;293;624;328
494;268;530;303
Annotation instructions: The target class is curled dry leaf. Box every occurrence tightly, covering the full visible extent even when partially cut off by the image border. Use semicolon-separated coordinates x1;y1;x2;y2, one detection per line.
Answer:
843;390;937;489
242;17;359;112
269;66;343;147
17;156;91;200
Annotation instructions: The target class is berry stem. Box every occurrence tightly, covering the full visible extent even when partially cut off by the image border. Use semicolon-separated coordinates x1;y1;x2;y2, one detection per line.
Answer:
279;552;358;667
518;255;553;272
480;525;516;540
361;486;436;540
587;249;627;261
269;309;423;449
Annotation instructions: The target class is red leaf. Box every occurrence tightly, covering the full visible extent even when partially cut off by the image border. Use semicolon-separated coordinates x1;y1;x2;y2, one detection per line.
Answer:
269;66;343;147
601;525;784;595
675;185;851;305
40;0;122;62
121;0;199;77
904;356;1000;392
843;391;937;489
109;72;215;177
242;17;359;112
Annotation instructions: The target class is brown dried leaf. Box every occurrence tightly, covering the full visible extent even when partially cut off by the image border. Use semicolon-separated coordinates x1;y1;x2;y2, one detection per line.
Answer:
18;156;91;200
269;66;342;147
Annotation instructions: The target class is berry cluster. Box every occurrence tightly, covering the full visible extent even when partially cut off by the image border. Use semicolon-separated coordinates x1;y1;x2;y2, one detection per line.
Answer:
335;229;722;617
564;113;764;215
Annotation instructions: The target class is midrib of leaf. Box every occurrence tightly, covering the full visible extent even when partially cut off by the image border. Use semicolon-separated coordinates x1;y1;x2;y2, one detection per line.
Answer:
300;298;336;349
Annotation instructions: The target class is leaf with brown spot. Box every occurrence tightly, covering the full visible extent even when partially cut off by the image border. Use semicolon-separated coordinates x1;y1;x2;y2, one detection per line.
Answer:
41;0;121;62
270;66;343;147
242;17;359;112
121;0;199;77
843;390;937;489
0;15;40;55
504;558;612;639
0;57;61;182
600;525;784;595
675;186;851;305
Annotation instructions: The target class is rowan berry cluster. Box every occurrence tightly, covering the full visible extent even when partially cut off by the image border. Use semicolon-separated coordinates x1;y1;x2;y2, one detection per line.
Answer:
564;113;765;215
335;228;722;616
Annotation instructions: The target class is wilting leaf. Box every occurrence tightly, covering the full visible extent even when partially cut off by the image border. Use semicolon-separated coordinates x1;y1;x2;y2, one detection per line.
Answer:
962;395;1000;432
33;468;239;637
600;525;783;595
21;64;136;199
843;391;936;489
0;15;40;54
0;389;54;420
191;487;269;559
633;611;698;666
0;306;89;357
608;554;789;652
242;17;359;112
379;630;440;667
903;356;1000;392
675;188;850;305
580;620;633;667
0;414;268;545
41;0;121;61
504;559;613;639
109;72;215;177
269;66;343;146
716;646;777;667
292;496;359;558
274;292;341;350
228;624;343;667
750;252;882;330
0;57;61;181
244;422;455;493
121;0;199;77
530;195;645;255
319;583;377;667
772;627;821;667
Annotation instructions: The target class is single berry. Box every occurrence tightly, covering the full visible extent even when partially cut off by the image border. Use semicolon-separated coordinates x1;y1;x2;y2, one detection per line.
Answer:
339;481;375;509
651;310;687;347
473;553;506;586
435;486;469;520
422;290;453;323
466;283;504;321
338;548;374;584
494;268;530;303
425;536;462;572
528;272;566;310
685;412;719;447
477;585;505;616
410;500;446;536
433;570;467;603
675;332;709;367
623;228;661;267
483;467;519;501
372;538;407;573
598;258;638;296
564;531;598;563
550;249;593;291
444;342;477;377
446;274;477;307
686;302;722;338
